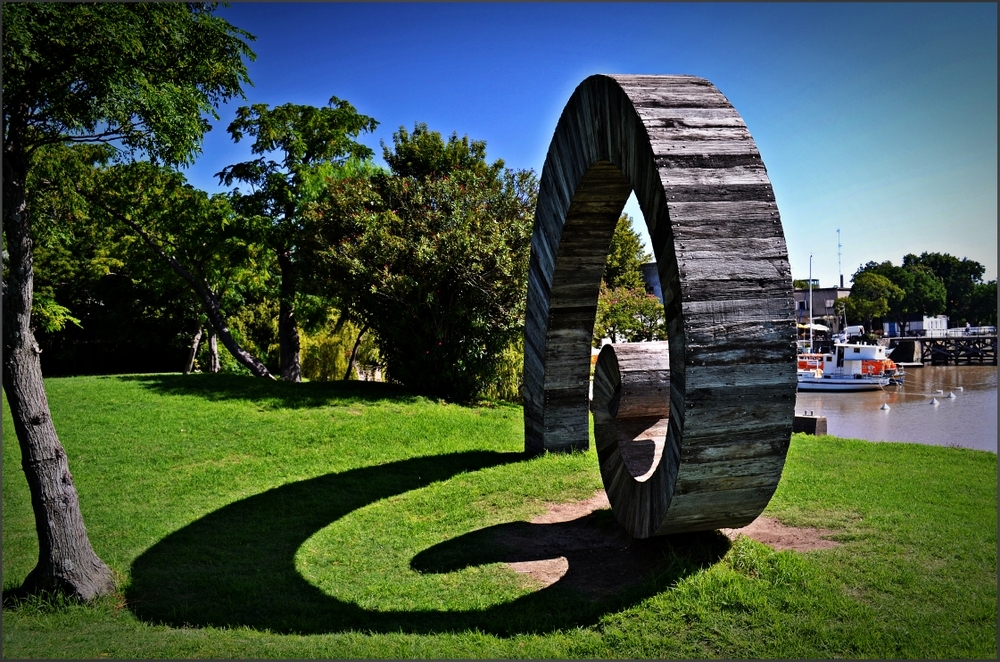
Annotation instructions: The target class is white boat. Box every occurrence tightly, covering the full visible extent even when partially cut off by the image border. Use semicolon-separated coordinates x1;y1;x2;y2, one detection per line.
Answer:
797;342;900;392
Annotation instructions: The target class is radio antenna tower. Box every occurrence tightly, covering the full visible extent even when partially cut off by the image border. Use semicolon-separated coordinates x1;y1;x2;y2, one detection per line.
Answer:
837;228;843;288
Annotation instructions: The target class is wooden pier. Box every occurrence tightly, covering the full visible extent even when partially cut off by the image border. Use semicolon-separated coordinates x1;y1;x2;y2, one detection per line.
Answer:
919;335;997;366
889;336;997;366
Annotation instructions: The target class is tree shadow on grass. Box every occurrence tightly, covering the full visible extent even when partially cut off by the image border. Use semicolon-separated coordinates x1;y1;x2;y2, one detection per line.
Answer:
116;373;422;409
127;451;730;636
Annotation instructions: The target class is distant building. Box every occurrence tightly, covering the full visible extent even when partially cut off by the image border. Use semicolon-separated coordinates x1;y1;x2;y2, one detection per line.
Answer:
883;314;949;338
793;285;851;334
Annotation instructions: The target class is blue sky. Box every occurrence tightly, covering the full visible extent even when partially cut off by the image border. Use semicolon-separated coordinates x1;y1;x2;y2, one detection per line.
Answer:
183;2;998;287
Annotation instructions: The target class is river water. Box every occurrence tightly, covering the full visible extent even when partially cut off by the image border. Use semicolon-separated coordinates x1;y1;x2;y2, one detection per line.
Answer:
795;366;997;452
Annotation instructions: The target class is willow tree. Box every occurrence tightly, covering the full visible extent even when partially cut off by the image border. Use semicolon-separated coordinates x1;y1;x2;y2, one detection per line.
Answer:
2;3;255;601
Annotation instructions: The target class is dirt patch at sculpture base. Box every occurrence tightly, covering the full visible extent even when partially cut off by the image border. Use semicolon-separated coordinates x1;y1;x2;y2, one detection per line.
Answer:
720;516;841;553
500;490;839;595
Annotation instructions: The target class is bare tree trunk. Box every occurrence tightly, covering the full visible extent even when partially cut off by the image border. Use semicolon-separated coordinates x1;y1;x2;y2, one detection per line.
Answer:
183;326;203;375
198;293;273;379
208;330;220;373
2;142;115;602
344;324;367;381
277;251;301;382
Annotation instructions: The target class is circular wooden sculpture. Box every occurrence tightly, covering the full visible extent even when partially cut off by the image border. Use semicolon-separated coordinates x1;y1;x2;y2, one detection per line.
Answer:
523;75;797;537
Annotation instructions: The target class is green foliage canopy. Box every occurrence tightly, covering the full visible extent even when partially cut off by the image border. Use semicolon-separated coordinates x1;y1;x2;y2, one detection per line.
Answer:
303;123;537;401
90;163;273;312
216;96;378;380
3;2;255;165
23;143;118;333
853;259;946;332
4;1;259;370
903;252;988;326
593;213;662;346
22;145;211;374
843;271;904;330
603;213;650;290
217;97;378;230
85;162;277;378
594;282;666;346
968;281;998;327
849;253;993;329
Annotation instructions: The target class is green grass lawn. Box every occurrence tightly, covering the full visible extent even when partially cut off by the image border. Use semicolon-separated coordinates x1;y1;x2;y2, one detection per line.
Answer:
2;373;996;658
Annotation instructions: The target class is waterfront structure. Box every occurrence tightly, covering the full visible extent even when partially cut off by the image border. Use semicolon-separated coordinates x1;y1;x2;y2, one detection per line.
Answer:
883;314;948;338
793;285;851;335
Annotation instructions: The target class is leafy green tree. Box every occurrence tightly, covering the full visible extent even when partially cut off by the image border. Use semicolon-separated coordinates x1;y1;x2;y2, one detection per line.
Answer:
900;264;947;319
844;271;904;331
854;260;946;334
604;213;650;290
2;2;254;601
593;214;662;346
217;98;378;382
968;281;997;327
903;252;986;325
303;123;537;401
25;145;223;377
87;163;276;379
24;143;120;336
594;282;666;345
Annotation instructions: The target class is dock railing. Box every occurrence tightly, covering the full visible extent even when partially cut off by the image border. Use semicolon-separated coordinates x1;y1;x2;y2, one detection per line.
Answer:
885;326;996;339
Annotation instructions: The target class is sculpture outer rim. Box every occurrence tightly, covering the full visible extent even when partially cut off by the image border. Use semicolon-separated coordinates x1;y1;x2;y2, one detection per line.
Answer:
524;74;797;537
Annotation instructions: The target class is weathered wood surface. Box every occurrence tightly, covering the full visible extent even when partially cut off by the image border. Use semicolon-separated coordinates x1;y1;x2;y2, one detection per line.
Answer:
524;74;796;536
593;341;671;419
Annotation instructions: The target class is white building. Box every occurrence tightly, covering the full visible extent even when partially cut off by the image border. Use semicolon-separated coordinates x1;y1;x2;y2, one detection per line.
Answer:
883;314;949;338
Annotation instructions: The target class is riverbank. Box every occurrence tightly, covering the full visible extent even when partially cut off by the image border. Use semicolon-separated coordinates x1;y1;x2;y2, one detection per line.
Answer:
796;365;997;452
3;374;997;658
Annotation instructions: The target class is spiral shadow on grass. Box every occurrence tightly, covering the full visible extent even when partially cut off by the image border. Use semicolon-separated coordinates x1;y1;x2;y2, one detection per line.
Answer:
127;451;727;635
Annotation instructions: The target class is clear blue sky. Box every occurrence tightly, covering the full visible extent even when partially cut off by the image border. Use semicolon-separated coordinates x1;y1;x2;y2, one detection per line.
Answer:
183;2;998;288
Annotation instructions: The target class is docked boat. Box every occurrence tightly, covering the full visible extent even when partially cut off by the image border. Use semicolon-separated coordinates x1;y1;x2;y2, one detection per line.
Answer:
797;342;901;391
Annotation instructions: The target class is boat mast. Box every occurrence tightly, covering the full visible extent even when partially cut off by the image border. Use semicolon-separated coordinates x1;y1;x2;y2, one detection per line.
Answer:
837;228;843;288
809;253;814;349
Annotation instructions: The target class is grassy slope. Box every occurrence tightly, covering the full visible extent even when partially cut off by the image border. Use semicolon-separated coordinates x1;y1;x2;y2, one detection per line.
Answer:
2;374;996;658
